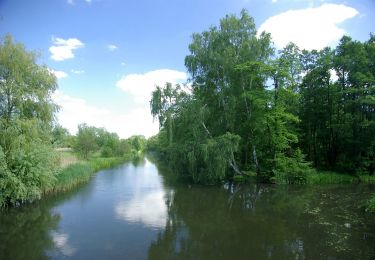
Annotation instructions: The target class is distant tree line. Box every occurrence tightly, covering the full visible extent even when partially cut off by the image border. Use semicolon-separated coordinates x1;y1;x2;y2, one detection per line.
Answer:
149;10;375;184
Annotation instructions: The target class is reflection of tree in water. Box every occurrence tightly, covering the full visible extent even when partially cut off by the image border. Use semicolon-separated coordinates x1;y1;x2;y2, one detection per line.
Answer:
131;155;146;167
148;183;375;260
296;185;375;259
0;183;93;259
0;203;59;259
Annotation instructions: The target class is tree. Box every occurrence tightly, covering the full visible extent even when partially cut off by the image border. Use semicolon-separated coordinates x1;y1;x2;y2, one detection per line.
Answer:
0;34;58;206
74;123;99;159
52;124;71;148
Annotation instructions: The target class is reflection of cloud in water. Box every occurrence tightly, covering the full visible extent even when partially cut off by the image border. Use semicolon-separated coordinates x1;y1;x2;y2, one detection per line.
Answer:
115;190;167;228
115;158;169;228
50;231;76;257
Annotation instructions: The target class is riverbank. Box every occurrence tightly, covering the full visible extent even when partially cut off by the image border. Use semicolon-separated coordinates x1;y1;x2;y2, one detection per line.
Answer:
43;150;135;194
306;171;375;185
239;169;375;212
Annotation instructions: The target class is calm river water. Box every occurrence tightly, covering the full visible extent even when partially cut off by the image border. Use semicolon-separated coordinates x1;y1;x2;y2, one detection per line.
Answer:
0;157;374;259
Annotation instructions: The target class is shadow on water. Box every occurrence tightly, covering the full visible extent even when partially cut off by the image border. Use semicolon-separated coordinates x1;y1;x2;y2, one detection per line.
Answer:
148;182;375;260
0;180;95;259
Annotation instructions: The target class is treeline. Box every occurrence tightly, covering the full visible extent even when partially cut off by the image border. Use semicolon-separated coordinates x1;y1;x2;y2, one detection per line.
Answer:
53;123;146;159
0;35;144;206
148;10;375;184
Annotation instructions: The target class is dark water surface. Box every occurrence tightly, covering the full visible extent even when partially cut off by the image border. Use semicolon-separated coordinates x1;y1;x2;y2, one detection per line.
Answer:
1;158;374;259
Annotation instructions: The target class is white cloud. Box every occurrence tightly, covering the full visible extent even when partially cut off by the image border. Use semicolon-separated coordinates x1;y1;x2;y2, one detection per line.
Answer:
49;37;84;61
121;62;126;66
67;0;92;4
258;4;359;50
272;0;278;3
107;44;118;51
48;69;68;79
52;90;158;138
71;69;85;74
116;69;187;103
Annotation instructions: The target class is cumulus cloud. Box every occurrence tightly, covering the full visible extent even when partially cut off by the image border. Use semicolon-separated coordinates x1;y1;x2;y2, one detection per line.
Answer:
67;0;92;4
48;69;68;79
116;69;187;103
258;3;359;50
107;44;118;51
71;69;85;74
49;37;84;61
52;90;158;138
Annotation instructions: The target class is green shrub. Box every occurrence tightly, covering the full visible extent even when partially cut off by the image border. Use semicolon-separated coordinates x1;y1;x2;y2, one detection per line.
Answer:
366;196;375;213
272;149;312;184
0;124;59;207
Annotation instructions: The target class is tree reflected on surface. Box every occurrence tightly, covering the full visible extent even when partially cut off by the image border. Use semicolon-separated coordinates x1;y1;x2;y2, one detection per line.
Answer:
149;182;375;260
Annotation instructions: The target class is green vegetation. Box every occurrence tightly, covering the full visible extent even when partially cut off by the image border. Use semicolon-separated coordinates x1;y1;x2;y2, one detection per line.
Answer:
366;196;375;213
48;128;145;195
148;10;375;186
1;10;374;210
0;34;146;207
74;123;146;159
0;35;59;207
47;156;130;194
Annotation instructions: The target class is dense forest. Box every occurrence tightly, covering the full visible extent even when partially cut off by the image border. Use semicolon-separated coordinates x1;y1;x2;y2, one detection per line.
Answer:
148;10;375;184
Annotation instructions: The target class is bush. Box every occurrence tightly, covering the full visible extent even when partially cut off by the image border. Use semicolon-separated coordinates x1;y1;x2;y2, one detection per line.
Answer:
272;149;312;184
0;120;59;207
366;196;375;213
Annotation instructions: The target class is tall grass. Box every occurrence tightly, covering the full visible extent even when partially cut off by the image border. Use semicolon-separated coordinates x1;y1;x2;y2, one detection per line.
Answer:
306;171;375;184
44;156;131;194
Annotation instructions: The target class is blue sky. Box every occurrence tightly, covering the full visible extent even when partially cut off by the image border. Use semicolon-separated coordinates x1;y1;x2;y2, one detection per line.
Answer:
0;0;374;137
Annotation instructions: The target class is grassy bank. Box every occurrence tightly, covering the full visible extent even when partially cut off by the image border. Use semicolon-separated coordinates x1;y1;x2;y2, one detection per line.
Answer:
366;196;375;213
237;170;375;185
44;152;133;194
306;171;375;185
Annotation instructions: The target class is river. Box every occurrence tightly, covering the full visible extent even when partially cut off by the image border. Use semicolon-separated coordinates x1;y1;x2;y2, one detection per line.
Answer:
0;157;374;259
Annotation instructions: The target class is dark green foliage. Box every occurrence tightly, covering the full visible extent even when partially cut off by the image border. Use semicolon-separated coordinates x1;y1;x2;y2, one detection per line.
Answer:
148;10;375;184
272;150;312;184
300;36;375;175
366;196;375;213
149;10;310;183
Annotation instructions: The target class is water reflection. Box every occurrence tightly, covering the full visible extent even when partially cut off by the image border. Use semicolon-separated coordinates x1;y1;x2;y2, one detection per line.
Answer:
50;231;76;257
115;190;168;228
0;159;374;259
114;158;169;229
148;183;375;260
